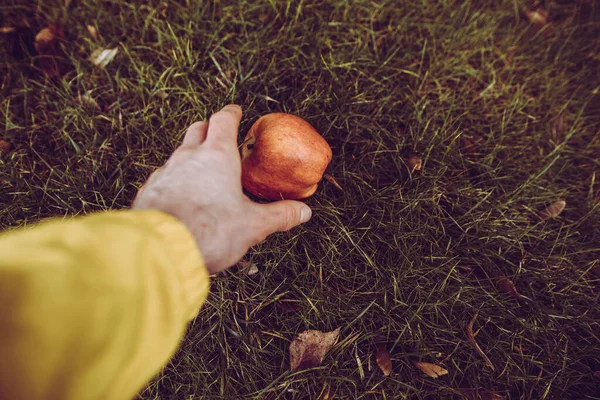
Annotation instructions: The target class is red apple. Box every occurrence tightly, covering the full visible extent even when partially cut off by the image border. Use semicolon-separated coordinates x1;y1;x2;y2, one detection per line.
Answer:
241;113;332;200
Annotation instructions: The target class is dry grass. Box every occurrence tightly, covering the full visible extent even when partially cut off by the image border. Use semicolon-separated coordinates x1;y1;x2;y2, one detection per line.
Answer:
1;0;600;398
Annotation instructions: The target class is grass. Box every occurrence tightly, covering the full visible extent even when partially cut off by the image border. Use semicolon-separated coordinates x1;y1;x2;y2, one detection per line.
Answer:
2;0;600;398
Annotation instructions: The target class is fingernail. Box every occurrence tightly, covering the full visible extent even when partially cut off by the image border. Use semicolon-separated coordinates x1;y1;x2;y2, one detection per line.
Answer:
300;206;312;223
224;104;242;113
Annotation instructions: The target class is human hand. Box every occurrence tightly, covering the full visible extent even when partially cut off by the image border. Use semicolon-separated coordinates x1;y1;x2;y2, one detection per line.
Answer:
132;105;312;275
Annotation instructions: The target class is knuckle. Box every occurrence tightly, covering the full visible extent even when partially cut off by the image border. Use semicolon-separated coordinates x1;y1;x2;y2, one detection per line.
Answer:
281;206;298;231
209;111;230;125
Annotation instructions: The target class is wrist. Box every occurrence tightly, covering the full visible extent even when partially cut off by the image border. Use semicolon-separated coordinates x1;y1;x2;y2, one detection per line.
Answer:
128;209;210;319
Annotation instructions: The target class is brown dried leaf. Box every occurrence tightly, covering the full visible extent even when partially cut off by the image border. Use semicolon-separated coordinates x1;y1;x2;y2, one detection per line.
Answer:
461;138;478;158
496;276;520;299
289;328;340;371
0;27;15;34
461;388;504;400
376;344;392;376
466;311;495;371
258;13;273;23
551;114;567;142
87;25;99;41
0;140;12;154
153;89;169;100
34;24;67;77
406;154;422;172
245;263;259;276
525;8;549;26
35;27;55;46
324;174;343;190
414;361;448;379
277;299;301;313
539;200;566;220
236;259;259;275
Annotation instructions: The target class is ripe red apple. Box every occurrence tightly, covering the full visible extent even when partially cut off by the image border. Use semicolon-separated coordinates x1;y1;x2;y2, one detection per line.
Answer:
241;113;332;200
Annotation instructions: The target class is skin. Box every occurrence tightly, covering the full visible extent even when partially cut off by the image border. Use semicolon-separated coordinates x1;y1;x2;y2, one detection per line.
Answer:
132;105;312;275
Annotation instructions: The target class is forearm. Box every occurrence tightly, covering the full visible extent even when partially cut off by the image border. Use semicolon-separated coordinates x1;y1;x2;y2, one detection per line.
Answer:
0;210;208;400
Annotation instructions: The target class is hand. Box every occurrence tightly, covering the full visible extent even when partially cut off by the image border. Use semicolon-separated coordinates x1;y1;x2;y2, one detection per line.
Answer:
132;105;312;275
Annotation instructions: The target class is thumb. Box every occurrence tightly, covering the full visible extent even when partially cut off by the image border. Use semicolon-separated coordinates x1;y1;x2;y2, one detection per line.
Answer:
259;200;312;233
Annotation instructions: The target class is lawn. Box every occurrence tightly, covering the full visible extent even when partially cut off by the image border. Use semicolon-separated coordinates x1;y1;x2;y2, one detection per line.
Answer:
1;0;600;398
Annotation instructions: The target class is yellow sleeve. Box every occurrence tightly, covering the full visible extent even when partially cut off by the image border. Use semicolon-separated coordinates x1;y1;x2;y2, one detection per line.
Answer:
0;210;209;400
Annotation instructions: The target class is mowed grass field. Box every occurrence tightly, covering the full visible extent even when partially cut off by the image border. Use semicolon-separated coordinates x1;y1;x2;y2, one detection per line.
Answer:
1;0;600;398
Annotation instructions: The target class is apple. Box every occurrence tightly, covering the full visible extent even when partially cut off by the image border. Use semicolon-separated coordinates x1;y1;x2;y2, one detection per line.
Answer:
241;113;332;200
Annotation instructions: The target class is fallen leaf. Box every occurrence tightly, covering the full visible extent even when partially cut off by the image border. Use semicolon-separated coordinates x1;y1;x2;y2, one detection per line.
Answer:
376;344;392;376
461;388;504;400
550;114;567;142
0;27;15;34
236;259;259;275
406;154;422;172
246;264;259;275
277;299;301;313
289;328;340;371
236;259;249;267
0;140;12;154
87;25;99;41
414;361;448;379
525;8;549;26
496;276;520;299
153;89;168;100
539;200;566;220
258;13;273;23
461;138;478;158
466;311;495;371
88;47;118;68
34;24;67;77
35;26;56;46
324;174;343;190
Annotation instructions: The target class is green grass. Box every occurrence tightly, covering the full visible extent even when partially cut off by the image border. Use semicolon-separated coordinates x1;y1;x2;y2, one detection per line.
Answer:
2;0;600;398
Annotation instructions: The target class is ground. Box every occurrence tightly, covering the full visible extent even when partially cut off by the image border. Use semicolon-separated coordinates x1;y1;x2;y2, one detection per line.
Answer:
1;0;600;399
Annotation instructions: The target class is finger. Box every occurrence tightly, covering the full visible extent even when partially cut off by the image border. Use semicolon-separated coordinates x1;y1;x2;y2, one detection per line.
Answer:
181;121;209;148
205;104;242;150
257;200;312;235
